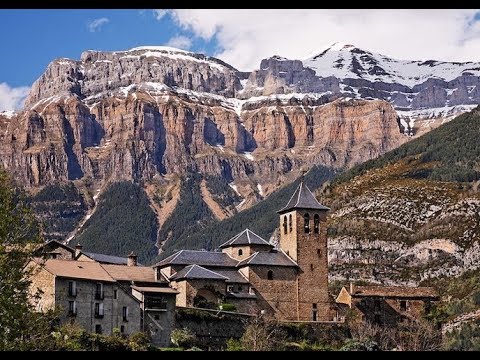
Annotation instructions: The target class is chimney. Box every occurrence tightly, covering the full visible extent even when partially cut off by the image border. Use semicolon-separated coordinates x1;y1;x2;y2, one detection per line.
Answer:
127;252;137;267
349;282;354;295
75;243;83;258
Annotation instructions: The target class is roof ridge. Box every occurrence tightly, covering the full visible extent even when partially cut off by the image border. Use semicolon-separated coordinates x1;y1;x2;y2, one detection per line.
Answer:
246;229;251;244
247;252;259;265
293;181;303;208
183;264;195;278
279;249;298;266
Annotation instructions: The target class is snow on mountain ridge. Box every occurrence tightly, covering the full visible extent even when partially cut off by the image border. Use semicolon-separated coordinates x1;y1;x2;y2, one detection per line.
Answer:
303;43;480;87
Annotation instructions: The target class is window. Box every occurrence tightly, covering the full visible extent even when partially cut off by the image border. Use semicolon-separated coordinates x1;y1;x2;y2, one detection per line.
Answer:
312;303;318;321
94;303;104;318
317;249;321;257
238;249;243;256
310;264;314;271
68;300;77;316
95;324;102;334
267;270;273;280
400;300;407;312
113;289;118;300
123;306;129;322
68;281;77;297
283;215;288;235
289;214;293;233
120;325;125;334
304;213;310;233
95;283;104;300
314;214;320;234
227;285;234;293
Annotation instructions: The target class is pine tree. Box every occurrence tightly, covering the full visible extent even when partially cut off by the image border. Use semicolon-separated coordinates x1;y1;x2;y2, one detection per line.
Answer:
0;169;45;350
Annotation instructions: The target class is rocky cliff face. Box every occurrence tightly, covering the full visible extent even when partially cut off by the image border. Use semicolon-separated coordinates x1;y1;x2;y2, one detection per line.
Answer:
0;45;415;251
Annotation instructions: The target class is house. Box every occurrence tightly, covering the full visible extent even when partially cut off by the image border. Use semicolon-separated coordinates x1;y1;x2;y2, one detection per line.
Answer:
154;179;333;322
29;249;177;346
335;283;439;326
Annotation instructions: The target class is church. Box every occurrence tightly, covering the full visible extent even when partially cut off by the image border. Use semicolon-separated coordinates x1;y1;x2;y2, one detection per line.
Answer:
154;180;333;321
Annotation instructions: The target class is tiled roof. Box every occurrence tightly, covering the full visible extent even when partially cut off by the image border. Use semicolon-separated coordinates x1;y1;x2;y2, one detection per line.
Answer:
237;250;298;268
101;264;158;283
83;252;130;265
169;264;229;281
219;229;273;249
278;180;330;214
350;286;439;299
38;259;115;282
213;269;250;284
155;250;238;268
131;285;178;294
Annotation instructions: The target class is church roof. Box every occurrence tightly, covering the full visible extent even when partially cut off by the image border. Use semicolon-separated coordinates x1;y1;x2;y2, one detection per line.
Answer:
237;250;298;268
169;264;229;281
219;229;273;249
154;250;238;268
278;180;330;214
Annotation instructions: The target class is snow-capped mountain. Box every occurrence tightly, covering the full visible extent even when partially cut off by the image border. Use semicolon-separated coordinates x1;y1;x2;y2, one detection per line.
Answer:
243;42;480;134
304;42;480;87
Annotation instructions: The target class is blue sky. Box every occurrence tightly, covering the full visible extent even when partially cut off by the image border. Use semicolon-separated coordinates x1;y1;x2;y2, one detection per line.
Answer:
0;10;217;87
1;9;480;111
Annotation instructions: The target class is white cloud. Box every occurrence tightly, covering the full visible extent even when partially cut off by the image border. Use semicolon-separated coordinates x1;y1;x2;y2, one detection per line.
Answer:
87;17;110;33
165;35;192;50
158;9;480;71
0;82;30;111
153;9;169;20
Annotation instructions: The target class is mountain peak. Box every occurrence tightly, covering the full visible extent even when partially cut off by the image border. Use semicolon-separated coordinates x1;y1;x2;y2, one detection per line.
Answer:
328;42;356;51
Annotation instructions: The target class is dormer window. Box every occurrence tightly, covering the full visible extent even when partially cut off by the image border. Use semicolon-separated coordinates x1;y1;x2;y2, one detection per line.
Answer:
238;249;243;256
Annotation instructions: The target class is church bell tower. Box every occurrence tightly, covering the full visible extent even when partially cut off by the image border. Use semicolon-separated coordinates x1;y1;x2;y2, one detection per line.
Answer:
277;178;330;321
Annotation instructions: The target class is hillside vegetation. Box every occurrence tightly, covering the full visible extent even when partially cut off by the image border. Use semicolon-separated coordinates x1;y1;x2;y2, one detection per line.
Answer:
72;182;158;263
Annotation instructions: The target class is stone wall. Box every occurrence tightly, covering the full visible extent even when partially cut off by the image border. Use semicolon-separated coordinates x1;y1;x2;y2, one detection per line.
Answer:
175;307;251;350
246;265;298;320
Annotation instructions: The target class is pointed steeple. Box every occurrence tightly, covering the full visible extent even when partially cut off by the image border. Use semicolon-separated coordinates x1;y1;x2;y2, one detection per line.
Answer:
277;178;330;214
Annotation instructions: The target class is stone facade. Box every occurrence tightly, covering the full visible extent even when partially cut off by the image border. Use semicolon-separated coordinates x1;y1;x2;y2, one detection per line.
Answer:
245;265;298;320
335;285;439;326
55;278;140;335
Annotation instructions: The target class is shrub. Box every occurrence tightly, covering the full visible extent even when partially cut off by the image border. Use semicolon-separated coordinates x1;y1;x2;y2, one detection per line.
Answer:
171;328;197;348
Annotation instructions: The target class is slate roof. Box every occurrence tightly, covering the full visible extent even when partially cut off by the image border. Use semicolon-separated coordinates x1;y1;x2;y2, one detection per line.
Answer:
82;252;130;265
278;180;330;214
155;250;238;268
213;269;250;284
169;264;229;281
101;264;157;283
349;286;439;299
237;250;298;268
38;259;115;282
219;229;273;249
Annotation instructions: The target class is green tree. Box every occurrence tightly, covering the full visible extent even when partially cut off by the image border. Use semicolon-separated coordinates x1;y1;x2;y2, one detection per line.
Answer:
0;169;45;350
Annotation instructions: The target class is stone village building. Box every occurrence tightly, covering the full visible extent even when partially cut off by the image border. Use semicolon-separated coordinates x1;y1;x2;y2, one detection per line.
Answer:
336;283;439;326
29;179;439;344
154;180;334;321
29;246;177;346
